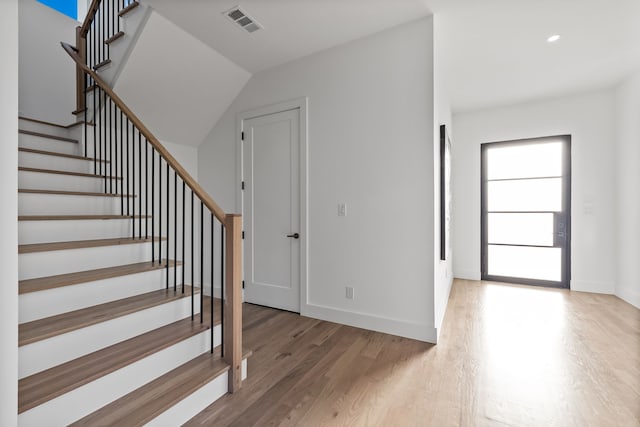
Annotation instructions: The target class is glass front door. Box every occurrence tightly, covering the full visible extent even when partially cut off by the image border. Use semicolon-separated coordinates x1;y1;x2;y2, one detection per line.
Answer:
481;136;571;288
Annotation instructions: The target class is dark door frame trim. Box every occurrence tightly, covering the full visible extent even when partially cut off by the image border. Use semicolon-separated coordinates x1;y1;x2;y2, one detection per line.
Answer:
480;135;572;289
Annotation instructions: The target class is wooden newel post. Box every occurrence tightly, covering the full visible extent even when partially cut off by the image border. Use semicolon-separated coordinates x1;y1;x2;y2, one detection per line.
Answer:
75;26;87;114
223;213;243;392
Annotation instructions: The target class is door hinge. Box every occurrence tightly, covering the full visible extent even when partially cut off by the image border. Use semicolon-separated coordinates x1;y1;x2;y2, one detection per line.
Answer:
241;131;244;141
242;280;245;289
241;181;245;190
242;231;245;239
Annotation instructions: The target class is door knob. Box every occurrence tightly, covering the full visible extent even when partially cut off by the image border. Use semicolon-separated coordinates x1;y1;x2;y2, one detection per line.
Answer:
286;233;300;239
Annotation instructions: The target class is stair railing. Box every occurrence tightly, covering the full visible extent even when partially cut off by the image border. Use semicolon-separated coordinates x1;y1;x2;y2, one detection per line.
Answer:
75;0;137;114
62;37;244;392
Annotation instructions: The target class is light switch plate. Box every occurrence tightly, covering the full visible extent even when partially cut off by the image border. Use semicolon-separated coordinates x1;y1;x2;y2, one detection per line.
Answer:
338;203;347;217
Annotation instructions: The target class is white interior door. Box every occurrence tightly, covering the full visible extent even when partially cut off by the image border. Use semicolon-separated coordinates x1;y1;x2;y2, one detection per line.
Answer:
243;109;300;312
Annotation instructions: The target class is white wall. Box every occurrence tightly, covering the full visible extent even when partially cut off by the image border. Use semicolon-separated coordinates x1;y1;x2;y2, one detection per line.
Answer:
19;0;77;124
615;71;640;308
199;18;437;342
115;11;251;147
433;15;453;336
452;89;617;294
0;0;19;424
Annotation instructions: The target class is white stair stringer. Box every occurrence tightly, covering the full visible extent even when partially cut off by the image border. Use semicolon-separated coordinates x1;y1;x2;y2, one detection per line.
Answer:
18;133;79;155
18;169;113;193
19;192;124;216
98;2;151;88
18;150;95;174
19;293;201;379
18;324;222;427
19;240;162;280
19;218;145;244
19;265;183;323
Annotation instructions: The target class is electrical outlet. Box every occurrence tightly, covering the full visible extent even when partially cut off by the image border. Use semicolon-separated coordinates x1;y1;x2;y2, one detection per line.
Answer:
345;286;354;299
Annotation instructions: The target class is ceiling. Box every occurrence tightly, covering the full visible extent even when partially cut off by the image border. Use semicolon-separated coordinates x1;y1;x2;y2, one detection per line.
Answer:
141;0;640;113
436;0;640;112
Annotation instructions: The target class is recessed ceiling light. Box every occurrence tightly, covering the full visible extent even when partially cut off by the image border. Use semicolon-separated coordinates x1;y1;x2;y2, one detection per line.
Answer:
547;34;561;43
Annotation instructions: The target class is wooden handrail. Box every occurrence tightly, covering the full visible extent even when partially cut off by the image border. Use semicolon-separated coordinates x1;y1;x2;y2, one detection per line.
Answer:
79;0;102;37
61;41;227;223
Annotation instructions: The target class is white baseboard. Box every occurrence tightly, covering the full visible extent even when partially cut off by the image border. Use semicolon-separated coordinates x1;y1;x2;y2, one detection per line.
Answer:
570;279;615;294
302;303;436;344
616;285;640;309
453;269;481;281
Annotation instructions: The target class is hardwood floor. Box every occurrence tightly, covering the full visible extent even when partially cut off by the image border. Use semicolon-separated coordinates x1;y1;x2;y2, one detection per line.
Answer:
185;279;640;426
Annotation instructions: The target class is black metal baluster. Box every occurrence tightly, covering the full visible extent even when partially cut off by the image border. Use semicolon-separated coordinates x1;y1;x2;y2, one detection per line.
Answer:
158;156;162;266
109;98;113;193
200;200;204;323
120;110;124;214
165;162;169;280
145;139;148;239
113;100;116;192
92;74;97;173
182;181;185;294
151;147;155;263
191;190;194;321
132;128;136;238
138;132;142;239
220;222;224;357
210;212;215;354
126;117;130;216
174;170;177;292
102;92;107;189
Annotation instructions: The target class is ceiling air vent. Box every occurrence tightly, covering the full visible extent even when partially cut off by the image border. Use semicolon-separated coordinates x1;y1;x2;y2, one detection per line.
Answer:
224;6;262;33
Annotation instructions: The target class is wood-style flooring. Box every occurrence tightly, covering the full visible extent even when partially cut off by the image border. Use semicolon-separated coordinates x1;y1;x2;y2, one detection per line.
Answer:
186;279;640;426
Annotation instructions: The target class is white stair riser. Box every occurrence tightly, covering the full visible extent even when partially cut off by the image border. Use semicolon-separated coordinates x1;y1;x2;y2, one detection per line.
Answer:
19;134;79;155
19;241;164;280
19;295;202;379
147;358;247;427
18;120;74;139
18;151;95;174
19;193;123;215
19;266;183;323
18;218;144;244
19;170;113;193
18;326;221;427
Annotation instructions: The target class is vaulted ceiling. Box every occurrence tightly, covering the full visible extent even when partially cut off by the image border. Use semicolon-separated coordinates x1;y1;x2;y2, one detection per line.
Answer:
142;0;640;112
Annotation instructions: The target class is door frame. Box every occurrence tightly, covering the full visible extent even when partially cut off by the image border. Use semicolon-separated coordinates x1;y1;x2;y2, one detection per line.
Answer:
236;97;309;311
480;135;572;289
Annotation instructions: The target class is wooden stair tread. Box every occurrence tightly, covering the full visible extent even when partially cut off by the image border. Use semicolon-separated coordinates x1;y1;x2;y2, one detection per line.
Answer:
18;166;122;179
118;1;139;17
19;236;164;254
19;260;180;294
19;214;147;221
105;31;125;44
19;287;199;347
71;352;232;426
18;298;222;414
72;348;251;427
18;129;78;143
18;189;134;198
19;147;108;162
19;116;87;129
93;59;112;70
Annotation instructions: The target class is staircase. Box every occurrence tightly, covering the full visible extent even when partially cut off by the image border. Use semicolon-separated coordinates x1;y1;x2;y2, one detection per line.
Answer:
16;1;247;425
